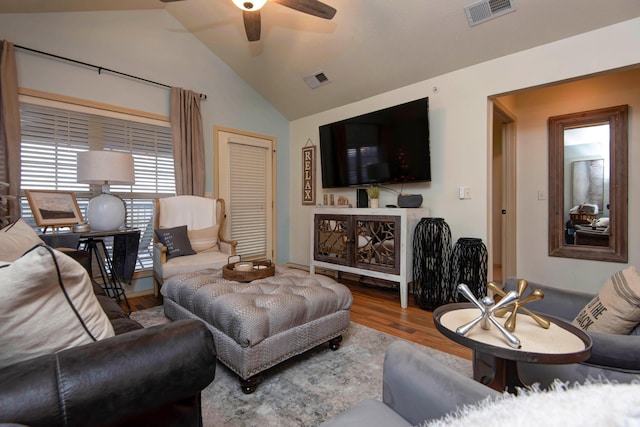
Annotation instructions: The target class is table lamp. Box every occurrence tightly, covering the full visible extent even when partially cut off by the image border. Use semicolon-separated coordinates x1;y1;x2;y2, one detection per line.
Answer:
77;151;135;231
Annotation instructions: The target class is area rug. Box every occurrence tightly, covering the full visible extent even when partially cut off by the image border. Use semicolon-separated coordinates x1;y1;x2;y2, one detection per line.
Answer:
131;307;472;427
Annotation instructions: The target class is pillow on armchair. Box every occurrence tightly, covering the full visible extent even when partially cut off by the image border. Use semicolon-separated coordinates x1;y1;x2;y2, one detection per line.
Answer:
188;224;220;252
572;266;640;334
154;225;197;260
0;245;114;368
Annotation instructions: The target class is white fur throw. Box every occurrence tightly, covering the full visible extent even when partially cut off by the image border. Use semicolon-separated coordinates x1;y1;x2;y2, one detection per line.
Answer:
422;380;640;427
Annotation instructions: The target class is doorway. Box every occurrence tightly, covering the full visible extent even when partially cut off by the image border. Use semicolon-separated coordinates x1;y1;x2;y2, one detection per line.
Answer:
491;101;517;284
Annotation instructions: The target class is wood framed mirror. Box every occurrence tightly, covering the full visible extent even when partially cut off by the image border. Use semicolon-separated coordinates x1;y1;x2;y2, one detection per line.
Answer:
549;105;628;263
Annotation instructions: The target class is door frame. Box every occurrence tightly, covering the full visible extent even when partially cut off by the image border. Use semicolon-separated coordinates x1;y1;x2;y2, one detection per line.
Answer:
214;125;277;262
489;100;517;283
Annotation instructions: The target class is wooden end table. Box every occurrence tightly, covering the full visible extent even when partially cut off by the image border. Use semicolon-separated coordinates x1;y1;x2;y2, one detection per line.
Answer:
434;302;592;393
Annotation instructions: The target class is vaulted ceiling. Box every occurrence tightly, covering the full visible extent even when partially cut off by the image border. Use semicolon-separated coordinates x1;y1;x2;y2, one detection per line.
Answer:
2;0;640;120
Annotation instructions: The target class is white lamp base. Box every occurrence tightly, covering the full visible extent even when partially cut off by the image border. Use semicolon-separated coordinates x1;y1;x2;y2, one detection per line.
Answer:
86;193;126;231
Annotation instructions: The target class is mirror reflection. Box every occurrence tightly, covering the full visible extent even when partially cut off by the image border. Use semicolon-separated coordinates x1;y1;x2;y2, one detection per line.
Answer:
564;124;609;247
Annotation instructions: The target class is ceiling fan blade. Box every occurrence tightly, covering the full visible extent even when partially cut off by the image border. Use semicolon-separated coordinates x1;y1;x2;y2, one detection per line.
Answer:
160;0;186;2
243;10;262;42
272;0;336;20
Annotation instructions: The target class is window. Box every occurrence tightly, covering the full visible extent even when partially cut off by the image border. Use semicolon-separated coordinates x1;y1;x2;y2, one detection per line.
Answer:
19;95;175;270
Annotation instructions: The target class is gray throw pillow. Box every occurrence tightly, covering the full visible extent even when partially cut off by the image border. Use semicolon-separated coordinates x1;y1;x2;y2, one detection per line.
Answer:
154;225;196;260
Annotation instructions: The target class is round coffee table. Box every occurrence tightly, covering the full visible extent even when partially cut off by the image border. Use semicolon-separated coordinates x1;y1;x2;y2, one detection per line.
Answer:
434;302;592;392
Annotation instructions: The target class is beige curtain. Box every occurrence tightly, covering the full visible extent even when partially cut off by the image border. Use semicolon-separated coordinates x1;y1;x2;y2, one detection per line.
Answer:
170;87;205;196
0;40;21;223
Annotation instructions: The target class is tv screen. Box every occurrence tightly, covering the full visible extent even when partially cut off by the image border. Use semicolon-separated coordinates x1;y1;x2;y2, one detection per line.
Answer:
319;97;430;188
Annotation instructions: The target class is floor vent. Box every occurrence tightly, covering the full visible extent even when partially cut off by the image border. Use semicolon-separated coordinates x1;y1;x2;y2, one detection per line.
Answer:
464;0;516;27
304;71;331;89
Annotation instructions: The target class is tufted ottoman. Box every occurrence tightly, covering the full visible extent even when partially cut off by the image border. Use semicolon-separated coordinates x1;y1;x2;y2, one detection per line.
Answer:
161;265;353;393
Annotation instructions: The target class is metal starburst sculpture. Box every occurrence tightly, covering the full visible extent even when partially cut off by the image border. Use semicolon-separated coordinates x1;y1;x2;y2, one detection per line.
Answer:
456;283;521;349
488;280;550;332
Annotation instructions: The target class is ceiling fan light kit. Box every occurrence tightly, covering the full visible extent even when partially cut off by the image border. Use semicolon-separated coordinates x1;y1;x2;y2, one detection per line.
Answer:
164;0;336;42
233;0;267;11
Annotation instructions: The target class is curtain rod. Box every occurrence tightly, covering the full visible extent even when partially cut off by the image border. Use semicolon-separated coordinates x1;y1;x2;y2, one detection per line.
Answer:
14;44;207;100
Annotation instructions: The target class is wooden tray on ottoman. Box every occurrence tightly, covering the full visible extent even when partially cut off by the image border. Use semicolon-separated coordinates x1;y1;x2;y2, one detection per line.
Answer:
222;259;275;282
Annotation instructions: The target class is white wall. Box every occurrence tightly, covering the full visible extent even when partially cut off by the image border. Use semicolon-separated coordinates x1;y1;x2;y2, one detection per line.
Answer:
499;68;640;289
290;17;640;294
0;10;290;293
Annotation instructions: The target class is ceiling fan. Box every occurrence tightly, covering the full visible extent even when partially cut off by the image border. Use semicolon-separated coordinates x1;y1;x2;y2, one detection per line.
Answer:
161;0;336;42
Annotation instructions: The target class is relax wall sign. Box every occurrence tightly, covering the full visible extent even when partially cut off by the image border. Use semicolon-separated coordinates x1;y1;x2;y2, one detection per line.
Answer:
302;142;315;205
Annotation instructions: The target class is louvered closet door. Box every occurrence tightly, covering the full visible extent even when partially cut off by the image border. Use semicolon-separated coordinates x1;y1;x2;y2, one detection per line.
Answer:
216;129;275;261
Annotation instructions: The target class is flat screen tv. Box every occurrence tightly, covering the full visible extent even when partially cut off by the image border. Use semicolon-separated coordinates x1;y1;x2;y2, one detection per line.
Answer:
319;97;430;188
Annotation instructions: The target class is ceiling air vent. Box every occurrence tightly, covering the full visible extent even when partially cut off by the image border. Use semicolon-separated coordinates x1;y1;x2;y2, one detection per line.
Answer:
304;71;331;89
464;0;516;27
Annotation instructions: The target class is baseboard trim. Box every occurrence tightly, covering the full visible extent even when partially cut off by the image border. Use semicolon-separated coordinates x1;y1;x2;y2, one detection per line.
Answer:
288;263;404;290
124;288;155;298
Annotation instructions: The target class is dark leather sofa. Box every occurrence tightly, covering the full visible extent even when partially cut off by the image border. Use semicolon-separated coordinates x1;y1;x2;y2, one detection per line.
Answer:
0;249;216;427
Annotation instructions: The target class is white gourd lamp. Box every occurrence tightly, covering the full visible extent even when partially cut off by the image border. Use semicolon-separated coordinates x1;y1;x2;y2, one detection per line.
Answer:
77;151;135;231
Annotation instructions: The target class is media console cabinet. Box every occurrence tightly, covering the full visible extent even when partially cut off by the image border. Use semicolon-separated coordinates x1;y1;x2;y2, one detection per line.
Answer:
309;207;430;308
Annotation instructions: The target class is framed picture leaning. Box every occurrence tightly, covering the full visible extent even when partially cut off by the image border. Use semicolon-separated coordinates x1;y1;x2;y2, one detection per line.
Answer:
25;190;84;227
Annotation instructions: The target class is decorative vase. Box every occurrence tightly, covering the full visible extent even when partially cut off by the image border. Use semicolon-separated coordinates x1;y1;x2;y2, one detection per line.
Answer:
369;198;379;208
450;237;488;302
412;217;453;311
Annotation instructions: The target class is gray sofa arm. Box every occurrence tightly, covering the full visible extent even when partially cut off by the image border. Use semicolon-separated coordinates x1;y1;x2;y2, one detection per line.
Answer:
587;331;640;371
382;341;497;425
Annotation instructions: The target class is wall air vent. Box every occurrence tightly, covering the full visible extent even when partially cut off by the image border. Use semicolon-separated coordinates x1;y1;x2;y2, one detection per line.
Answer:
304;71;331;89
464;0;516;27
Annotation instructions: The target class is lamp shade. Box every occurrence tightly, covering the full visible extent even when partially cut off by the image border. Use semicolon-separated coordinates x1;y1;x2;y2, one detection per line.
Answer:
76;151;134;231
77;151;135;185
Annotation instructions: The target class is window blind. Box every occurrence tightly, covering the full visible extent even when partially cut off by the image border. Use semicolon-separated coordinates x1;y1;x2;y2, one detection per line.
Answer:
229;142;268;259
19;101;175;270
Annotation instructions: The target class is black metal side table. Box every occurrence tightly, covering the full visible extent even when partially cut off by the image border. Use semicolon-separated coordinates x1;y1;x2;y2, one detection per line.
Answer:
78;229;140;313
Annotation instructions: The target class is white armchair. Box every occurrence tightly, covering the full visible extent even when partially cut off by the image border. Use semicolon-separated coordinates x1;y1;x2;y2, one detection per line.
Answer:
152;196;237;296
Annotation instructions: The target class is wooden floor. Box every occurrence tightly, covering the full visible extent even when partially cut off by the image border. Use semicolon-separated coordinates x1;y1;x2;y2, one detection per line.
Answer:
127;278;472;361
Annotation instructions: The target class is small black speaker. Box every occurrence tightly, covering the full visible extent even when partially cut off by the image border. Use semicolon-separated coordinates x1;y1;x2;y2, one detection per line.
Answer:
356;188;368;208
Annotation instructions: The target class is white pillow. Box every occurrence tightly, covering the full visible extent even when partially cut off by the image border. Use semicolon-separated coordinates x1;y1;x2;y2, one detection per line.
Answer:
0;218;44;262
0;245;115;368
188;224;220;252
